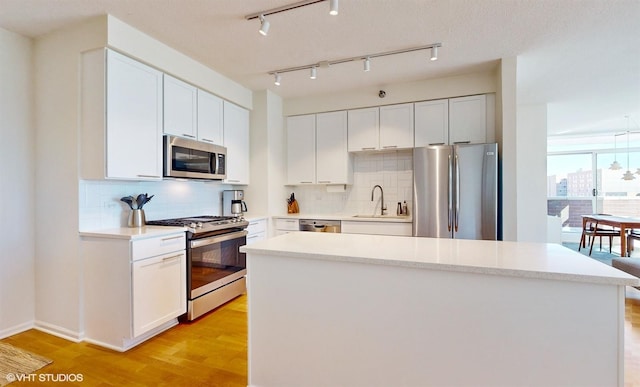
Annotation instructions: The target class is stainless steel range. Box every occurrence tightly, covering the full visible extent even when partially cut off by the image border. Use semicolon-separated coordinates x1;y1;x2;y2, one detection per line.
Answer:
146;215;249;320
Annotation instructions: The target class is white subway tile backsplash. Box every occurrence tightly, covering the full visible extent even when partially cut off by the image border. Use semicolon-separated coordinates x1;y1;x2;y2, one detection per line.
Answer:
79;179;232;230
290;149;413;216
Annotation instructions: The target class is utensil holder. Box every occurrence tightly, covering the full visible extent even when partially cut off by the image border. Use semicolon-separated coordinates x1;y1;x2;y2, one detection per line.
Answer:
128;209;146;228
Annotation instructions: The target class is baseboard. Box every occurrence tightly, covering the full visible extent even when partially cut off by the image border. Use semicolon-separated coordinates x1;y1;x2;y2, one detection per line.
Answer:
34;320;83;343
0;321;35;340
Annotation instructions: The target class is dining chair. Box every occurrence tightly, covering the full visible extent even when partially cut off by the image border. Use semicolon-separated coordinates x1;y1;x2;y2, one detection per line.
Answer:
627;230;640;256
579;217;620;256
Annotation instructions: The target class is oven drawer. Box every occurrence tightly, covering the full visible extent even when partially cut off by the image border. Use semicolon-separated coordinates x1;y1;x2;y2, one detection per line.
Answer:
131;232;186;261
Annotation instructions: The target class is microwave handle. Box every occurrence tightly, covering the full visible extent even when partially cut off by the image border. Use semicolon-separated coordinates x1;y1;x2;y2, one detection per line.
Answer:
211;153;218;175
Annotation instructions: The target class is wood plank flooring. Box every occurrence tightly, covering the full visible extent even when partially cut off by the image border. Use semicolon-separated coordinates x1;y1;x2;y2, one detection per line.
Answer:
4;289;640;386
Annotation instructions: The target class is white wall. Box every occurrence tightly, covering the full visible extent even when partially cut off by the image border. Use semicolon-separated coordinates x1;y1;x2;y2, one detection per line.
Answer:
499;57;518;241
33;17;107;340
517;104;548;242
246;90;287;222
0;27;35;338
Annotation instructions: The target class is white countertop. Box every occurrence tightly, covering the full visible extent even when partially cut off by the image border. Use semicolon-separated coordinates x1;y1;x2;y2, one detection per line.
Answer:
241;232;640;286
272;213;412;223
79;226;186;240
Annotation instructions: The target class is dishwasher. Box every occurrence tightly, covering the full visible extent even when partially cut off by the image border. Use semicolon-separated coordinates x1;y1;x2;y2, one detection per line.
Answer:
299;219;341;233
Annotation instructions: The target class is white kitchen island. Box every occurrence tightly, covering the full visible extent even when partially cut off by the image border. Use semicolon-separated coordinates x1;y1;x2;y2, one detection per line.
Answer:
240;232;639;387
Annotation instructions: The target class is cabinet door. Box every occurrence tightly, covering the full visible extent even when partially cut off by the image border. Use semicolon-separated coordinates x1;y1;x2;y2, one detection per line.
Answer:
379;103;414;149
415;99;449;147
347;107;379;151
197;89;223;145
106;50;163;180
132;250;186;337
223;101;250;184
316;111;351;184
163;74;197;139
287;114;316;185
449;95;487;144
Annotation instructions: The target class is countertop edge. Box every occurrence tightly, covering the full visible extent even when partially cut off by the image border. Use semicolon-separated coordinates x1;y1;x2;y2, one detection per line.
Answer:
79;226;187;240
242;246;639;287
240;233;640;286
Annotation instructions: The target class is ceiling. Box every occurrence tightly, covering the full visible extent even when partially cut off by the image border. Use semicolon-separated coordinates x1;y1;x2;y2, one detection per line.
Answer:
1;0;639;136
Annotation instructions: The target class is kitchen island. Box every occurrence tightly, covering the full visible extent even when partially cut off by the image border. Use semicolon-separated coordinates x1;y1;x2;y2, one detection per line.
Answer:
241;232;639;387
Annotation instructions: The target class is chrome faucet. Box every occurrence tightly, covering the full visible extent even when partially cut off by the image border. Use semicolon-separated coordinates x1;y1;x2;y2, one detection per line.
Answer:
371;185;386;216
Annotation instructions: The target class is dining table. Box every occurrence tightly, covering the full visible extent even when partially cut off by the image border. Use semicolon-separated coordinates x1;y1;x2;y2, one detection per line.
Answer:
581;214;640;257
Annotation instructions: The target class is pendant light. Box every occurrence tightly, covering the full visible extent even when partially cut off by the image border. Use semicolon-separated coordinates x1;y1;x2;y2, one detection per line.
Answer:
622;130;635;180
610;134;621;170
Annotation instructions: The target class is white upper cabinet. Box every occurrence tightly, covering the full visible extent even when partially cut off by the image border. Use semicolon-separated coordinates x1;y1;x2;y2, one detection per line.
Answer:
379;103;414;149
414;99;449;147
81;49;163;181
347;107;379;151
348;104;413;151
163;74;197;139
449;94;487;144
287;112;352;185
197;89;224;145
316;111;352;184
287;114;316;185
223;101;250;185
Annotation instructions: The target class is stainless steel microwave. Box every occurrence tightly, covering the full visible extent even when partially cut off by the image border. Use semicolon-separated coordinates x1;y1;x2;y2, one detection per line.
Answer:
164;135;226;180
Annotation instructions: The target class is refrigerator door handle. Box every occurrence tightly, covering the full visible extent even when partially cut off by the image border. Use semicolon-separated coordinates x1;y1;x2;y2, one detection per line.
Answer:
448;154;453;232
455;154;460;232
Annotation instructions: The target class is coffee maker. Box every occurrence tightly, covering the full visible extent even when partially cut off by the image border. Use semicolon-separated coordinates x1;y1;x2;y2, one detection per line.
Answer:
222;190;248;218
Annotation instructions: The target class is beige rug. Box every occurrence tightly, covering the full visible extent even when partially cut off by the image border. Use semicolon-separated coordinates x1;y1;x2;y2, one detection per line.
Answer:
0;343;52;386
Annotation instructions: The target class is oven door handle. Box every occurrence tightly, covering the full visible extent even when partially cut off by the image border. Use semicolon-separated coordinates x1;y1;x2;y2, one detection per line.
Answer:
189;230;248;249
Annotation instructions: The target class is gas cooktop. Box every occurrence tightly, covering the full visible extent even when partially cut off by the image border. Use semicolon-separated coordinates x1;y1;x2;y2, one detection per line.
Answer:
146;215;248;235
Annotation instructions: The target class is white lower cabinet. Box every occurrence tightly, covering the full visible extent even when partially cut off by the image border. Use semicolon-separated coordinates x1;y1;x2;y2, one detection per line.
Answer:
341;221;412;236
273;218;299;236
132;250;186;337
246;218;268;244
82;231;186;351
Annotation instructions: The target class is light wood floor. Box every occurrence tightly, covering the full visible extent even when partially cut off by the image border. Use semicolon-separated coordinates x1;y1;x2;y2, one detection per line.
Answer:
4;290;640;386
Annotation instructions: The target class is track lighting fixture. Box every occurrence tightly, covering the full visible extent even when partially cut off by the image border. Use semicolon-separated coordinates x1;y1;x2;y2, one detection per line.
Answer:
246;0;337;30
267;43;442;84
329;0;339;15
258;15;270;36
274;73;281;86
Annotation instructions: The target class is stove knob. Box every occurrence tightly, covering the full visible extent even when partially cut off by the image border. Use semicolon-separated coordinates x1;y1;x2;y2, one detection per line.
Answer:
197;222;203;228
189;222;197;228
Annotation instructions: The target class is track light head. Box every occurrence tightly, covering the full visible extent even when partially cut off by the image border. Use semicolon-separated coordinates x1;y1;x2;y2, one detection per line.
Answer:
259;15;270;36
364;57;371;72
329;0;339;15
274;73;281;86
430;45;438;61
310;66;317;79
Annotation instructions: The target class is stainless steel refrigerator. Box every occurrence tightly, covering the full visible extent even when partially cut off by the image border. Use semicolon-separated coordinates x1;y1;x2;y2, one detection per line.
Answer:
413;143;498;240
